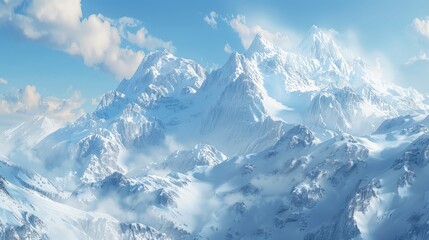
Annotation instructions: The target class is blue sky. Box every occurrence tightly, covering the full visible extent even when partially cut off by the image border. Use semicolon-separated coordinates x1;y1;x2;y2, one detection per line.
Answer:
1;0;429;127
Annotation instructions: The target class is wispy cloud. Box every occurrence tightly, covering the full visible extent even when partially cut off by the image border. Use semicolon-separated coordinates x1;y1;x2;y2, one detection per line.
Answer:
0;85;85;124
0;0;174;79
91;95;103;106
204;11;218;29
406;52;429;65
127;27;174;51
204;13;295;51
0;78;8;85
224;43;233;53
227;15;293;50
412;17;429;39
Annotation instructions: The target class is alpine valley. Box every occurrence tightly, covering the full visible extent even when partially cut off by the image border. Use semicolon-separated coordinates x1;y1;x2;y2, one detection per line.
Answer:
2;26;429;239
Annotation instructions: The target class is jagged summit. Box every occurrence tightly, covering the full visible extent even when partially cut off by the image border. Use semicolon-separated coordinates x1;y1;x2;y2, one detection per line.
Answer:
308;25;324;37
245;33;278;57
224;52;248;73
95;50;207;115
222;52;259;78
131;49;175;78
115;50;206;101
298;25;344;63
274;124;316;150
161;144;227;173
203;51;260;90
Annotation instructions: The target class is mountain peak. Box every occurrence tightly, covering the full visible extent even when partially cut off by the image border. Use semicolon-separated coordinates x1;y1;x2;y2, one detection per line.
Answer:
305;25;329;41
161;144;227;173
155;48;174;58
228;51;246;64
222;51;261;80
135;49;175;71
308;25;322;36
298;25;343;62
274;124;316;150
246;33;277;57
222;52;248;74
115;49;205;102
202;51;261;91
125;49;204;83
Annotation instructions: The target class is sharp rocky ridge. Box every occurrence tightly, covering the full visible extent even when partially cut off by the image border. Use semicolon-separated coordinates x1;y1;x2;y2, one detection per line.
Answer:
1;26;429;239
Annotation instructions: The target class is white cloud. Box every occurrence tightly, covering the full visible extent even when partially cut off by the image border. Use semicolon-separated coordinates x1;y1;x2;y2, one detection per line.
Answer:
0;0;20;19
119;17;139;28
406;52;429;65
0;85;85;123
0;0;174;79
228;15;292;50
91;96;101;106
117;16;138;37
224;43;233;53
204;11;218;28
412;17;429;39
0;78;8;84
127;27;174;51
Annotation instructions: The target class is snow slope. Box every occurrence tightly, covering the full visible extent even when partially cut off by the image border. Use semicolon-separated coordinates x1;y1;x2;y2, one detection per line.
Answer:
0;155;170;240
0;116;62;156
67;119;429;239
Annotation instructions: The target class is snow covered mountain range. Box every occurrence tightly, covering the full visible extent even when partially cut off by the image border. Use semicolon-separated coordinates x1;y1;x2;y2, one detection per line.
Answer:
2;26;429;239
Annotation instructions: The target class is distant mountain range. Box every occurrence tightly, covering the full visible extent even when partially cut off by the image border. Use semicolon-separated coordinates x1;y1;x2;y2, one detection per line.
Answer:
1;26;429;239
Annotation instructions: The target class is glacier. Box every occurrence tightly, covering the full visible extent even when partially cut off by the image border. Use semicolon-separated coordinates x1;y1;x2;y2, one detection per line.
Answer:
1;26;429;239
